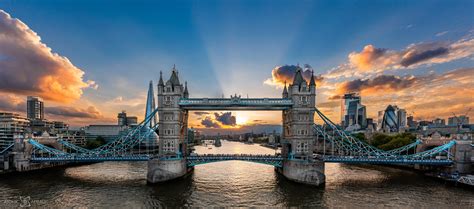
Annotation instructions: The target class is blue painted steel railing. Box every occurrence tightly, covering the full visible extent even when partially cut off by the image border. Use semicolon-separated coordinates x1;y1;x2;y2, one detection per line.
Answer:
31;155;150;162
323;157;452;165
187;154;283;167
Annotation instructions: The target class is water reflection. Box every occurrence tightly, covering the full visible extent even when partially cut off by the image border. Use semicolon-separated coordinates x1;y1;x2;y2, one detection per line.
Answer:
0;140;472;207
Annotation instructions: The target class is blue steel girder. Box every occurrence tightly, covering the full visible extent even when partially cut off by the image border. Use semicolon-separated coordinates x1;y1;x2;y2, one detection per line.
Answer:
315;125;423;157
90;108;159;155
314;107;456;162
186;155;283;167
0;143;14;154
58;140;90;153
30;155;150;162
28;139;67;156
385;139;421;155
315;108;398;157
179;98;293;110
322;157;453;165
28;123;159;160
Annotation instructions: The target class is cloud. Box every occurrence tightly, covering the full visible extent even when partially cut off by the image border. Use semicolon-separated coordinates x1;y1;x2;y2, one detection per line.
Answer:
45;106;102;119
0;92;104;120
436;31;449;37
193;111;210;116
0;10;95;103
326;36;474;78
214;112;236;126
332;74;421;97
348;45;395;71
264;64;323;88
0;93;25;112
326;68;474;121
198;112;238;128
201;116;220;128
317;100;340;109
399;42;450;67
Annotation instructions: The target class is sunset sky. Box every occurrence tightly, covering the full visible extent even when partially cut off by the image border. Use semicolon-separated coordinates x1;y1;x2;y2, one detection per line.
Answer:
0;0;473;132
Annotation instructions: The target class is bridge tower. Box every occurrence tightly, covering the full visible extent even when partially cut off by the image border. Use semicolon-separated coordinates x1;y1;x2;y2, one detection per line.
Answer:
147;66;191;183
278;66;325;185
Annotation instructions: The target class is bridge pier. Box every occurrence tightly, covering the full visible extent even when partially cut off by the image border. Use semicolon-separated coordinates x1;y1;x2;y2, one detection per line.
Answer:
147;158;190;183
451;140;472;174
277;159;325;186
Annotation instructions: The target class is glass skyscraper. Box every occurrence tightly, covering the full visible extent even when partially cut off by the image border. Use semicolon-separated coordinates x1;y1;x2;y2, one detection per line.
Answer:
379;105;407;133
341;93;367;130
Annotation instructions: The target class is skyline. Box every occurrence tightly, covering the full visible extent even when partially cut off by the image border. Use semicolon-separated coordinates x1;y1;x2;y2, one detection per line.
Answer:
0;0;473;130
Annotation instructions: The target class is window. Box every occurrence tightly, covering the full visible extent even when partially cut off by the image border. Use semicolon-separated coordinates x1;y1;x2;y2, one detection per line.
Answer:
166;87;171;92
301;96;307;102
296;141;309;153
165;96;172;102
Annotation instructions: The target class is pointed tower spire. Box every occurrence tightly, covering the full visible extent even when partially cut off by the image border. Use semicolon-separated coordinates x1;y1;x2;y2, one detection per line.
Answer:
158;71;164;86
282;81;288;98
168;65;180;86
309;70;316;86
292;65;305;85
145;80;157;128
184;81;189;98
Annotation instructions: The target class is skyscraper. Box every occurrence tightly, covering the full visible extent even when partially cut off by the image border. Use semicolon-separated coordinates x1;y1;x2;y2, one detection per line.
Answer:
27;96;44;120
341;93;367;130
379;105;407;133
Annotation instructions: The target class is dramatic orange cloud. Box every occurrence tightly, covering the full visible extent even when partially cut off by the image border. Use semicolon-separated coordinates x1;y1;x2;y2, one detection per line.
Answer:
327;68;474;121
348;45;398;71
0;10;96;103
327;36;474;78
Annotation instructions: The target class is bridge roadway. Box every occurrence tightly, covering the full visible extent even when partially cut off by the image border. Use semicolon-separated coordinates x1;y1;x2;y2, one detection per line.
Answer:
30;154;454;166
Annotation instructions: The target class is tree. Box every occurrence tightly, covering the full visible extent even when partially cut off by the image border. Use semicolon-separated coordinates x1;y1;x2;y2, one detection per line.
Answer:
85;136;107;149
369;132;416;151
371;133;392;148
352;133;367;143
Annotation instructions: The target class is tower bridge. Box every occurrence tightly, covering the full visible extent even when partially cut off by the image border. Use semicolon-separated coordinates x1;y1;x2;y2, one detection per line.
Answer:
3;65;472;186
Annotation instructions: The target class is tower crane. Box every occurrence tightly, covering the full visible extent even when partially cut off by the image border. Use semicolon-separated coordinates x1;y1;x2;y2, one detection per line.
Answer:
451;107;472;133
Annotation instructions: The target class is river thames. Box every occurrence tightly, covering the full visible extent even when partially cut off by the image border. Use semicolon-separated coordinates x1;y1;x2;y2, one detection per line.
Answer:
0;140;473;208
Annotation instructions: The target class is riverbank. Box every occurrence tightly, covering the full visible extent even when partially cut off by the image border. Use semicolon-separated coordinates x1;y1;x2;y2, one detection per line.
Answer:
0;162;96;176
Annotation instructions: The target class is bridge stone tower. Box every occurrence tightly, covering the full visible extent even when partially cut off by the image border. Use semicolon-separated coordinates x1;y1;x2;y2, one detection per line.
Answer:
278;66;325;185
147;66;191;183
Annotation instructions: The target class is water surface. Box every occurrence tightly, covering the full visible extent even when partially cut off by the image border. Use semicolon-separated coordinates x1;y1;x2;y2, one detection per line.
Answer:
0;141;472;208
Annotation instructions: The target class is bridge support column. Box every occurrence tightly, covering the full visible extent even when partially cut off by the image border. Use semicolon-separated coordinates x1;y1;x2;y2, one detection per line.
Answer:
278;159;325;186
147;158;189;183
452;140;472;174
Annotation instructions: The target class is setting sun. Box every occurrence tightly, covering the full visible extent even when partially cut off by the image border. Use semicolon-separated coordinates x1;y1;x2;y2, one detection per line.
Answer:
236;115;248;125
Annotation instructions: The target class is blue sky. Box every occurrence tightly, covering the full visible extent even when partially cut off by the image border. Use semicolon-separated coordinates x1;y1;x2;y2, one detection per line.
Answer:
0;0;473;128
